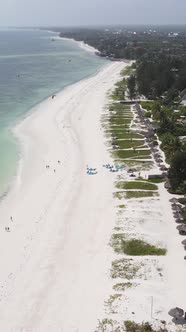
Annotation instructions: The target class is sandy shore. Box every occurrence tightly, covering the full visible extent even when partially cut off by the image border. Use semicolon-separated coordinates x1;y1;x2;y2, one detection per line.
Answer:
54;35;100;54
100;104;186;331
0;61;126;331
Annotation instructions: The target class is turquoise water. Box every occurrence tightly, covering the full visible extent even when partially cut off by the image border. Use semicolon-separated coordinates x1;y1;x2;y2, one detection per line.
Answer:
0;28;107;195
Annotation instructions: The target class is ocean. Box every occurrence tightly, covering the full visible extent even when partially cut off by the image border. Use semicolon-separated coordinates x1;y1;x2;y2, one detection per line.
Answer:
0;28;107;196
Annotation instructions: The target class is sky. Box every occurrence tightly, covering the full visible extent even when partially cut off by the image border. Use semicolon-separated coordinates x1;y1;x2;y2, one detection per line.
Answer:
0;0;186;27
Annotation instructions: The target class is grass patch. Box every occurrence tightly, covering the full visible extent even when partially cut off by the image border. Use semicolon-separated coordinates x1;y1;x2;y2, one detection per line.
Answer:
105;294;122;314
128;155;152;160
111;140;144;149
120;161;154;170
113;282;134;291
116;181;158;191
117;204;125;208
125;321;155;332
125;191;159;198
112;149;151;160
95;320;168;332
111;258;141;279
135;177;165;184
121;239;166;256
113;191;159;199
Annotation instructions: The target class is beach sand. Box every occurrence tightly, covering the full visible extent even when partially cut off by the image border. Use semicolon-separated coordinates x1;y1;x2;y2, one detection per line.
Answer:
0;52;185;332
0;61;126;331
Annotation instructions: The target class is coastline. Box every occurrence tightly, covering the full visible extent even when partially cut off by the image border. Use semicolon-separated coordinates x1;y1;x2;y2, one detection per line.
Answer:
53;35;100;54
61;36;99;54
0;60;127;331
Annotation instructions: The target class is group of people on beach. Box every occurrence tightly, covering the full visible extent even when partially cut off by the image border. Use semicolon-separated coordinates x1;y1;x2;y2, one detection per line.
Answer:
86;163;125;175
5;216;13;232
46;160;61;173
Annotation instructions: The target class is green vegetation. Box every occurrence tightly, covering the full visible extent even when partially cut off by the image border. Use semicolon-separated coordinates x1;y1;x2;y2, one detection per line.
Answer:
95;319;168;332
105;294;122;314
136;177;165;183
109;139;144;149
116;181;158;191
169;149;186;193
121;239;166;256
147;178;165;183
113;191;158;199
125;321;154;332
121;65;134;76
117;204;125;209
139;100;186;194
111;78;127;100
111;258;141;279
58;26;186;63
128;75;137;99
178;197;186;205
111;234;166;256
113;282;134;291
112;149;151;160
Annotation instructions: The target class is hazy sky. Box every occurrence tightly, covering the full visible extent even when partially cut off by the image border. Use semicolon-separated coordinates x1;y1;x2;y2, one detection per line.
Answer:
0;0;186;27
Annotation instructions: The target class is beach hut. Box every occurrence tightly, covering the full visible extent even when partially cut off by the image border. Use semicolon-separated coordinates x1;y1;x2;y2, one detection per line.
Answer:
157;159;164;164
170;198;178;203
177;225;186;235
171;204;182;212
168;307;184;320
164;180;171;190
174;212;183;219
160;165;168;171
175;219;183;224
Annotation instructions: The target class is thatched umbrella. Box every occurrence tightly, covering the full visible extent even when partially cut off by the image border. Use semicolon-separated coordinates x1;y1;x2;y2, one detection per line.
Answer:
171;204;178;210
168;307;184;319
156;158;163;163
154;153;161;158
170;198;178;203
160;165;168;171
165;180;171;189
177;225;186;235
152;148;159;153
162;171;168;177
174;212;182;219
171;204;182;212
182;239;186;246
175;218;184;224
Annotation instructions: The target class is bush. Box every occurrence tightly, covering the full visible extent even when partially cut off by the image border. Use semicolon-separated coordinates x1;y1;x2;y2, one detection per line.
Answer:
178;197;186;205
125;321;153;332
116;181;158;191
122;239;166;256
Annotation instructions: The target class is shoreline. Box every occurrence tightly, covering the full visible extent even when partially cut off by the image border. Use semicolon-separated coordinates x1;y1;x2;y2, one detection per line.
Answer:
52;34;100;54
0;31;107;200
0;60;127;331
60;36;100;54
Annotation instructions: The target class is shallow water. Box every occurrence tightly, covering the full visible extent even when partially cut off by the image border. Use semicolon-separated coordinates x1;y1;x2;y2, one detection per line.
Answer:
0;28;107;195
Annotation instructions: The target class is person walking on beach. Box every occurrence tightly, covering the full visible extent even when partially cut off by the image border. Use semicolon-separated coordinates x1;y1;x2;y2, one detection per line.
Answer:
10;216;13;222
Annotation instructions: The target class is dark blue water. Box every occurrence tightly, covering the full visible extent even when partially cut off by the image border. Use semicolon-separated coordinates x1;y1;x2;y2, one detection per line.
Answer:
0;28;107;194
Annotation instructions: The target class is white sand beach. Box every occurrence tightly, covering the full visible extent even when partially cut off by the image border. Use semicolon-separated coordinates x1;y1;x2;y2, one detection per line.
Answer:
0;54;185;332
0;61;126;331
55;36;99;54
